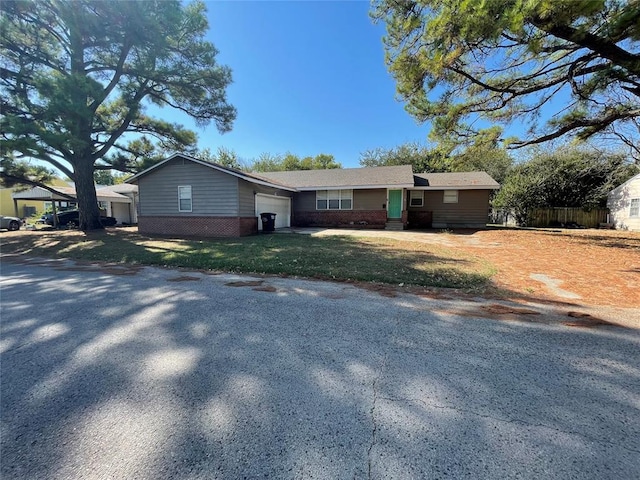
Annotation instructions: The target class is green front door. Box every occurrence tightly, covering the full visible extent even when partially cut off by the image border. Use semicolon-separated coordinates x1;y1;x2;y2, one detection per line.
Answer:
388;189;402;219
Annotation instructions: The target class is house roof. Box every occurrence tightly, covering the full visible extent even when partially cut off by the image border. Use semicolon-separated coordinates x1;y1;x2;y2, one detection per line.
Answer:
12;186;74;201
12;185;132;203
97;183;138;194
412;171;500;190
258;165;415;190
608;172;640;195
126;153;297;192
125;154;500;192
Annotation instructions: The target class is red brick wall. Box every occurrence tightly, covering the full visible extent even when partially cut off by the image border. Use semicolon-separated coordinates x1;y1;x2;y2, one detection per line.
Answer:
293;210;387;228
139;216;257;237
239;217;258;236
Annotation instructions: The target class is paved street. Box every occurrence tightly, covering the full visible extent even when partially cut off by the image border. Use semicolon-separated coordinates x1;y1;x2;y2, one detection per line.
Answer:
1;258;639;479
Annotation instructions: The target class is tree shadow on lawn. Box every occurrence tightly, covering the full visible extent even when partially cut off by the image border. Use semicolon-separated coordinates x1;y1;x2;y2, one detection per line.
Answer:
1;260;638;479
0;229;492;290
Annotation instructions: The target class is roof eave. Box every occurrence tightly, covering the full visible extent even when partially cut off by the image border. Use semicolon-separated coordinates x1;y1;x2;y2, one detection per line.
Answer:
296;183;415;191
411;185;500;190
125;153;297;192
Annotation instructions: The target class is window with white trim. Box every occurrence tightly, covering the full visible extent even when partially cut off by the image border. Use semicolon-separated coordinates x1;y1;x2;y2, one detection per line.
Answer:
409;190;424;207
316;189;352;210
630;198;640;217
443;190;458;204
178;185;192;212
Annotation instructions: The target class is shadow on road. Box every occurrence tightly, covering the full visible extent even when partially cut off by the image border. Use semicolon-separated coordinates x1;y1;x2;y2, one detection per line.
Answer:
1;260;639;478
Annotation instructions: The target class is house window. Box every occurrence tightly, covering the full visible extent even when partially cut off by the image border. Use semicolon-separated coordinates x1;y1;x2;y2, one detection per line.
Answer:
409;190;424;207
316;189;352;210
443;190;458;204
631;198;640;217
178;185;192;212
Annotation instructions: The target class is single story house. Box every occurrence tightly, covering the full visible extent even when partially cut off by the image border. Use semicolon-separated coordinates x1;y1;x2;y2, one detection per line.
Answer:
11;184;138;225
1;178;71;218
94;183;139;225
607;173;640;232
126;153;500;237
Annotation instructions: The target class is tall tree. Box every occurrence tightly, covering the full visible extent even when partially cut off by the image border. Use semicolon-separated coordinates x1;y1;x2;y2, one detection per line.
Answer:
360;142;449;173
1;0;236;230
93;170;115;186
251;153;341;172
493;146;638;225
198;146;244;170
372;0;640;159
443;128;514;184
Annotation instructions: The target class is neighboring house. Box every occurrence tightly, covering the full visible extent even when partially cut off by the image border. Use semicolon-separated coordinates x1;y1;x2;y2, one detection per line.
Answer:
127;153;500;237
12;184;137;225
96;184;139;225
607;173;640;232
0;178;71;218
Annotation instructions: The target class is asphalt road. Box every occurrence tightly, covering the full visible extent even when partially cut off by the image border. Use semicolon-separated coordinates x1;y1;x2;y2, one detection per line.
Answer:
1;258;639;479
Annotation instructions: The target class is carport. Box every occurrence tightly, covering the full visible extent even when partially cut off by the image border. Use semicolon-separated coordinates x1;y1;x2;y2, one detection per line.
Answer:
12;186;132;225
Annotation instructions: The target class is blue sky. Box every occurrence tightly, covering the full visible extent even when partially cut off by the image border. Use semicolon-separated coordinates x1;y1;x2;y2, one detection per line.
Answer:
157;0;433;168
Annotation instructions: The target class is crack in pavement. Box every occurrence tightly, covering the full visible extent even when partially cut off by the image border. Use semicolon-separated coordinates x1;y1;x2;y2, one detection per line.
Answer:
378;395;640;456
367;316;402;479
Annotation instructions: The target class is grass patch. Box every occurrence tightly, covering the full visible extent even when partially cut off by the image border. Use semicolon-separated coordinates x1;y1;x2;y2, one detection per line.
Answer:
0;229;495;290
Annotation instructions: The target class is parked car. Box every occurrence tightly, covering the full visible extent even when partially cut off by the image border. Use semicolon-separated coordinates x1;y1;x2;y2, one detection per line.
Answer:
40;210;117;228
0;215;22;231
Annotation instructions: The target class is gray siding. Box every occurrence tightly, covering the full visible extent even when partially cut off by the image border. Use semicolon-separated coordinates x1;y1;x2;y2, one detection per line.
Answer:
293;189;386;212
238;180;293;217
292;191;316;212
354;189;386;210
410;190;491;227
138;158;239;216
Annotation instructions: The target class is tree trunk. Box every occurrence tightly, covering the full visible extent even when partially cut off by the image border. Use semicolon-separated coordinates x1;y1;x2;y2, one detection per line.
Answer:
73;160;103;231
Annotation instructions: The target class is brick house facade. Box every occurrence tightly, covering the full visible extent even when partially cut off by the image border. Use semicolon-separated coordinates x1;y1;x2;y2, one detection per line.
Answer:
127;155;499;237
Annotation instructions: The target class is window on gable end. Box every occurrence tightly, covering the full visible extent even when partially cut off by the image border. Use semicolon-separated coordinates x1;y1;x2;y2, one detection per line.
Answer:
178;185;192;212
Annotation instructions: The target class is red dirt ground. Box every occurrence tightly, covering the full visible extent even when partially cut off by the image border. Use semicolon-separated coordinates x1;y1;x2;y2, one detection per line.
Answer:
450;228;640;308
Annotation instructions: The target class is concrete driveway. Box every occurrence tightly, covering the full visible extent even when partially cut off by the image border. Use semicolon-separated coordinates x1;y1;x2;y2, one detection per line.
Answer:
1;258;639;479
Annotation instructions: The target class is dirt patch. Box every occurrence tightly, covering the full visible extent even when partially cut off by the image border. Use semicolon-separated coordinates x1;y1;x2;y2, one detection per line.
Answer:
433;307;544;323
450;229;640;308
561;311;622;328
358;283;398;298
252;285;277;292
167;275;201;282
225;280;264;287
481;304;540;315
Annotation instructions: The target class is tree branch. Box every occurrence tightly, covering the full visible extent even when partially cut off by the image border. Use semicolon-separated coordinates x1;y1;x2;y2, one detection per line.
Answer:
511;109;640;148
0;173;76;200
531;16;640;74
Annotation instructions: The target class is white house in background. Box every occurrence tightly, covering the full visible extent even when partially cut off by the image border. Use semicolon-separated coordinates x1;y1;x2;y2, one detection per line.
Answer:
96;184;139;225
607;173;640;232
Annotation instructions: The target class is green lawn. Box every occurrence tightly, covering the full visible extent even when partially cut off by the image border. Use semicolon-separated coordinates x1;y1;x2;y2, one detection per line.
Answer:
0;229;496;290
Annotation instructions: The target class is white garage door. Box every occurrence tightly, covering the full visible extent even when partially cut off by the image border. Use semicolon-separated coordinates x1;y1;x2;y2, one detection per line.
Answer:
256;194;291;230
111;202;131;224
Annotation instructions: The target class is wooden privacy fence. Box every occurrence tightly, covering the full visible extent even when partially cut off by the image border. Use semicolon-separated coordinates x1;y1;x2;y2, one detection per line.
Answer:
528;207;608;228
